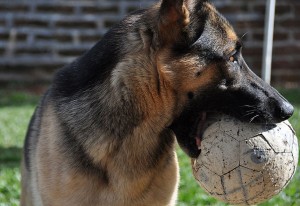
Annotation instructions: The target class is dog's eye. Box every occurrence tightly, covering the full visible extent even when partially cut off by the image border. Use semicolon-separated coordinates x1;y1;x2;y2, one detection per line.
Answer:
229;56;237;63
227;49;239;63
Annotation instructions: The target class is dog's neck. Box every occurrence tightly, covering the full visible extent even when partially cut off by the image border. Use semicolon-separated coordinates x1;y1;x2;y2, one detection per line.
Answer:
51;56;177;175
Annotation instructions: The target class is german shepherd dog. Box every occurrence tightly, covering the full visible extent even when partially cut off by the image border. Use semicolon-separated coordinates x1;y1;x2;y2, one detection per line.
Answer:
21;0;294;205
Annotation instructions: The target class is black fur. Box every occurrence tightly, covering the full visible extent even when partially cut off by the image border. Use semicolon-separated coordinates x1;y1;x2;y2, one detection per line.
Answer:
52;9;149;99
59;121;109;184
52;28;122;98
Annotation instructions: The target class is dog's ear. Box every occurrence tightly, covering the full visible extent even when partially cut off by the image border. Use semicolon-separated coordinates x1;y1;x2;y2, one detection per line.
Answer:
159;0;190;26
158;0;190;46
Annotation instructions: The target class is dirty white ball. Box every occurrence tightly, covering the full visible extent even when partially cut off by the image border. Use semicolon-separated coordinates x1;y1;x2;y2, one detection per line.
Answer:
192;113;298;205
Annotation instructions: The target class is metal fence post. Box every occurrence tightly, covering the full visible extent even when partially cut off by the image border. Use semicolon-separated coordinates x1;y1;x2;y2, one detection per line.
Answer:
262;0;276;84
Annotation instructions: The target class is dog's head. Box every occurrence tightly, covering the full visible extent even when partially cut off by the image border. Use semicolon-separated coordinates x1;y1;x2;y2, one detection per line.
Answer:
148;0;294;157
54;0;294;158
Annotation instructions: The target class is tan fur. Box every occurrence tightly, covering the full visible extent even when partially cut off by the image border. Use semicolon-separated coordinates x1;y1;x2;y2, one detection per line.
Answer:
225;26;238;42
21;160;32;206
22;102;178;206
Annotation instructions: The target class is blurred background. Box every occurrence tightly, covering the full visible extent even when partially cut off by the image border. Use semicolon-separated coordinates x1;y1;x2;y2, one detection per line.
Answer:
0;0;299;205
0;0;299;91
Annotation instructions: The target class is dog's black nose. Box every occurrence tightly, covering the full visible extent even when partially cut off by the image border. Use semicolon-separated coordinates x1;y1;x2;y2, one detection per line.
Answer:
275;101;294;121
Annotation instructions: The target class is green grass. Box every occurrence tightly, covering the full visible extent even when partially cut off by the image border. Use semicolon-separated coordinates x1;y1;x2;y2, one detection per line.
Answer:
0;90;38;205
0;89;299;205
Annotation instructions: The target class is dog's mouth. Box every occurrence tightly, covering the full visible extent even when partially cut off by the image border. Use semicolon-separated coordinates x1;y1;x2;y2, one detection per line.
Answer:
194;112;207;149
169;111;208;158
170;108;272;158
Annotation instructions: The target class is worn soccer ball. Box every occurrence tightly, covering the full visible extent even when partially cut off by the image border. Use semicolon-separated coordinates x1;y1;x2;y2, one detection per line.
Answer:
192;113;298;205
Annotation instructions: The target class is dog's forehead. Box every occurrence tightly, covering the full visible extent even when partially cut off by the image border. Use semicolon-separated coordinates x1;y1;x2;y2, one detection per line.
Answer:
191;2;238;55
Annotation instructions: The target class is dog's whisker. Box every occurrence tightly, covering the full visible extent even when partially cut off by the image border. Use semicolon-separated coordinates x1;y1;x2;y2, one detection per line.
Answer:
240;105;257;109
250;115;260;123
243;112;255;117
244;109;259;115
245;109;257;113
240;32;248;40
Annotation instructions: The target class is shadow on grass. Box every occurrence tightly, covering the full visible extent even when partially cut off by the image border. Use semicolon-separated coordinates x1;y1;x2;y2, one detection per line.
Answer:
0;146;22;169
0;90;40;107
